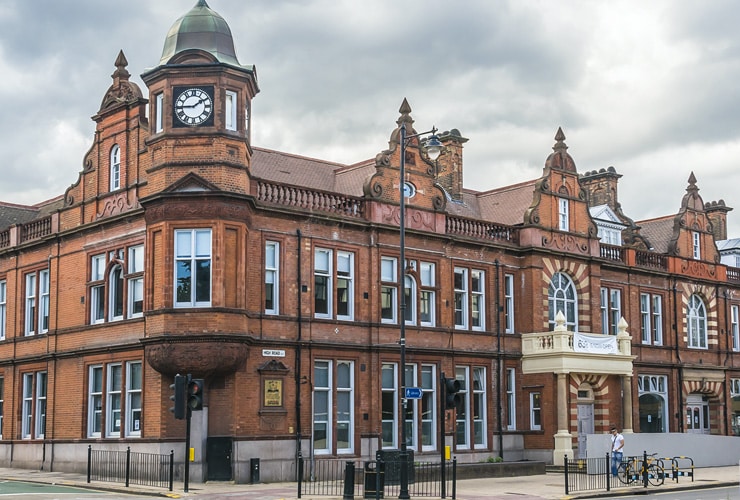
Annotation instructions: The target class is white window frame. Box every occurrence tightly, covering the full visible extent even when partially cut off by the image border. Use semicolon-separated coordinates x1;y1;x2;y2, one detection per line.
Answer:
652;295;663;345
91;254;106;324
732;305;740;352
106;364;122;438
404;275;417;325
22;373;33;439
125;361;142;437
471;270;485;331
530;392;542;430
35;372;47;439
110;144;121;191
174;229;212;307
25;273;36;336
109;264;124;322
127;245;144;318
39;270;49;334
504;274;515;333
693;232;701;260
225;90;238;131
454;268;469;329
558;198;569;231
638;374;669;433
420;364;437;451
472;367;487;447
155;93;164;133
0;376;4;439
313;360;332;454
600;287;621;335
549;272;578;331
337;251;354;321
88;365;103;438
314;249;332;319
336;360;355;454
455;366;470;449
687;294;707;349
381;257;398;324
403;364;418;450
419;262;436;327
506;368;516;430
265;241;279;315
0;280;6;341
381;363;398;449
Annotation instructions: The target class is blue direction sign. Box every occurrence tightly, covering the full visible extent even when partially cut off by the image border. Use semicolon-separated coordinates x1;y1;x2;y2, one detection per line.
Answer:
405;387;422;399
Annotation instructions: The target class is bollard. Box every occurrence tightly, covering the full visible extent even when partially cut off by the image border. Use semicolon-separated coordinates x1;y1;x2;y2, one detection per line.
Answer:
343;461;355;500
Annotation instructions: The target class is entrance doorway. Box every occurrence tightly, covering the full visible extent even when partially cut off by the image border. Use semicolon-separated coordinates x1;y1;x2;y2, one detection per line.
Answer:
685;394;709;434
206;437;233;480
577;404;594;459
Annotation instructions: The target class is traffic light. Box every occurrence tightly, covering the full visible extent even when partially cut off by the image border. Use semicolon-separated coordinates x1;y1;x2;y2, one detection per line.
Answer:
443;376;461;410
188;378;205;411
169;374;186;420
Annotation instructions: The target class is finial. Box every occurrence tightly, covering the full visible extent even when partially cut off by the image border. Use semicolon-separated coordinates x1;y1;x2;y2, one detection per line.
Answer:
396;98;414;130
112;50;130;81
553;127;568;152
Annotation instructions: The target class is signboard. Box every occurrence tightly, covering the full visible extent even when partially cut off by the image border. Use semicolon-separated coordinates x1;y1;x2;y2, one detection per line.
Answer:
573;332;618;355
262;349;286;357
405;387;422;399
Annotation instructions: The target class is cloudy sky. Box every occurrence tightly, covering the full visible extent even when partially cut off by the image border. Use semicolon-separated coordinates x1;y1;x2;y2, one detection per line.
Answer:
2;1;740;236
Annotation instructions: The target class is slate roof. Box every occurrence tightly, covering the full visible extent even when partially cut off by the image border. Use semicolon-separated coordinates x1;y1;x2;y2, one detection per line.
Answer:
0;196;64;232
637;216;675;253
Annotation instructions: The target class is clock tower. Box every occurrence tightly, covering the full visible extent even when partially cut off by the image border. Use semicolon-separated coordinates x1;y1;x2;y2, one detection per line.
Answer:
140;0;259;198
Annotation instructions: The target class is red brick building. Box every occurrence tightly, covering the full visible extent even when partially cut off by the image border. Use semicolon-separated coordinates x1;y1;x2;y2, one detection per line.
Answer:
1;0;739;483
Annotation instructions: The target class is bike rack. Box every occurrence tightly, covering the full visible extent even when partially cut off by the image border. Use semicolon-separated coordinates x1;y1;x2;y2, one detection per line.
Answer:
670;456;694;483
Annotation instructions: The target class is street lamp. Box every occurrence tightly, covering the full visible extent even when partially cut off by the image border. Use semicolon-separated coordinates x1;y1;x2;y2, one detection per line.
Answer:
398;117;443;499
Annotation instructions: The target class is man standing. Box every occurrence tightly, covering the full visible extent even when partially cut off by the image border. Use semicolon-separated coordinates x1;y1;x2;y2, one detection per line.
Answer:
610;426;625;477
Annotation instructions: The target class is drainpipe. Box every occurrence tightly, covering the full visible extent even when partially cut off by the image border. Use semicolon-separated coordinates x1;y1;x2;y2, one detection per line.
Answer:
295;230;303;471
494;260;503;459
673;280;684;433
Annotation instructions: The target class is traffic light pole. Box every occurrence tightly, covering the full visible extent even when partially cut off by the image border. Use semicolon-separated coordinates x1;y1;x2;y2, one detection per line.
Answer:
184;407;191;493
440;372;446;499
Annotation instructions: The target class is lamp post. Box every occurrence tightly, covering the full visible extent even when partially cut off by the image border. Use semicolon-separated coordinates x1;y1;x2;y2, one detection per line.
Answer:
398;120;443;499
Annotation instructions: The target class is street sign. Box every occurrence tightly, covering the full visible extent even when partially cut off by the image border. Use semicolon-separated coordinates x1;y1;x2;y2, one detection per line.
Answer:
405;387;422;399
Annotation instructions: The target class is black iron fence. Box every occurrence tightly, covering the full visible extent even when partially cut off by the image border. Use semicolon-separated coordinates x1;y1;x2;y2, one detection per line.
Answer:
298;455;457;498
564;451;693;495
87;445;174;491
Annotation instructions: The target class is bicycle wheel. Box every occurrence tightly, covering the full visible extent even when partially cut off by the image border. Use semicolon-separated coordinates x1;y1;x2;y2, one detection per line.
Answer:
647;464;665;486
616;462;632;484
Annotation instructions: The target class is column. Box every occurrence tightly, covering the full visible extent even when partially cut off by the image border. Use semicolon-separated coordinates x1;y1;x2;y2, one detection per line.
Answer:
553;372;573;465
622;375;633;433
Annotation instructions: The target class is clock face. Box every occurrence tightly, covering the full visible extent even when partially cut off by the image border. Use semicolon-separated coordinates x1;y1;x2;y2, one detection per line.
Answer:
403;182;417;199
174;87;213;126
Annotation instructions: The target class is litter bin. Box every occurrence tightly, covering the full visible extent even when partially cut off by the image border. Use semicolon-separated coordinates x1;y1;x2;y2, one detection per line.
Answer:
364;461;384;499
250;458;260;484
375;450;414;485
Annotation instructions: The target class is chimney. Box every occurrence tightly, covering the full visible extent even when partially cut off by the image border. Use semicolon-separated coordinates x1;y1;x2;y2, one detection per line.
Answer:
579;166;621;209
433;129;468;202
705;200;732;241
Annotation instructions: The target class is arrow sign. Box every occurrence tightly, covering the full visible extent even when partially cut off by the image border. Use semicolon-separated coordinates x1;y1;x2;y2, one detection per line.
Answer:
405;387;422;399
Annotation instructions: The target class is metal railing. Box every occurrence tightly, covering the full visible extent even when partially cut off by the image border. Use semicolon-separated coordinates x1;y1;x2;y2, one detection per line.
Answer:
297;456;457;498
87;445;173;491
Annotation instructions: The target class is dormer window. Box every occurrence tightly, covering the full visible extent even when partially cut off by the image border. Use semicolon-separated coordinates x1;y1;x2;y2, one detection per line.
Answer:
558;198;569;231
693;232;701;260
110;145;121;191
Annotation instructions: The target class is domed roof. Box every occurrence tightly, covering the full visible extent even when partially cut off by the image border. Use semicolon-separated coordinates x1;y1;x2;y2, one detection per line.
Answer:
159;0;240;66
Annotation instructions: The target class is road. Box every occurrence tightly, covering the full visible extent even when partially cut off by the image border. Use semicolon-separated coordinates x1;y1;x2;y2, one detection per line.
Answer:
617;485;740;499
0;479;151;499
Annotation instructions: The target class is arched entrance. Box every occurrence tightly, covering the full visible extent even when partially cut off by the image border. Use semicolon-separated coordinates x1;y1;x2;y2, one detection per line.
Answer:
638;393;665;432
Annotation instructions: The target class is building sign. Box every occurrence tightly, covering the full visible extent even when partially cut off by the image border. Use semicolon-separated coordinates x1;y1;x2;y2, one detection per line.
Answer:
573;332;618;354
262;349;285;357
264;379;283;407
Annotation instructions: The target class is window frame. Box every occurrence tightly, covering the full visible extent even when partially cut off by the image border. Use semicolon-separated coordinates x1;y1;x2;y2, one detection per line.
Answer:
548;272;577;331
110;144;121;191
24;269;49;336
225;90;238;131
22;372;46;440
506;368;516;430
530;392;542;430
732;305;740;352
127;245;144;318
472;367;487;447
88;365;103;438
106;364;122;438
0;279;6;341
264;241;279;315
504;274;515;333
380;257;398;324
687;294;707;349
174;229;212;308
419;262;436;327
381;363;398;449
155;93;164;133
312;359;355;455
455;366;470;449
125;361;142;437
692;231;701;260
558;198;569;231
600;287;621;335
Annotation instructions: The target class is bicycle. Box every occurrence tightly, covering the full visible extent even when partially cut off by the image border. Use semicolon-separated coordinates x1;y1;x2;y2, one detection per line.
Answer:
616;453;665;486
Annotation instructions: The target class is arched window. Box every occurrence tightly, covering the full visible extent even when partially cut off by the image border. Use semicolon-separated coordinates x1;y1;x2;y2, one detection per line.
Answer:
687;294;707;348
548;272;577;331
110;144;121;191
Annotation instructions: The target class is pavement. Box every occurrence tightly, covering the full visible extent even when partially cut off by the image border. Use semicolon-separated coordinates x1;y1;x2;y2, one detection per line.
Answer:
0;464;737;499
